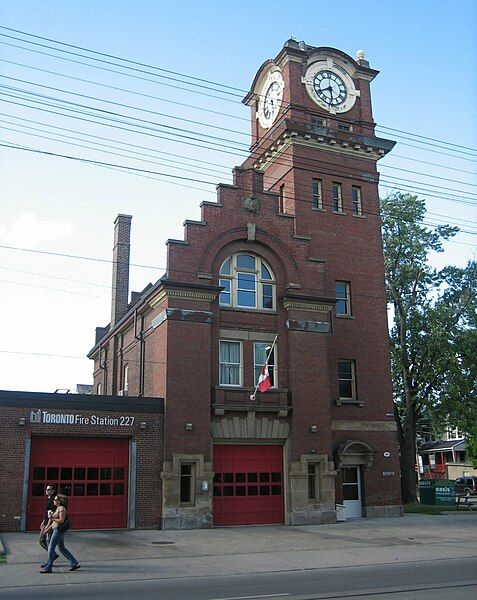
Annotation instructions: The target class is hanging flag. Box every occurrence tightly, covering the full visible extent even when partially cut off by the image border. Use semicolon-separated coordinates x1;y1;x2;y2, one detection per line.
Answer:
258;361;272;393
250;334;277;401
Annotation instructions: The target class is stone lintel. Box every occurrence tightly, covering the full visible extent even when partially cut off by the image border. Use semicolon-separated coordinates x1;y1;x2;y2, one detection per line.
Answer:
286;319;330;333
151;308;213;327
332;420;398;431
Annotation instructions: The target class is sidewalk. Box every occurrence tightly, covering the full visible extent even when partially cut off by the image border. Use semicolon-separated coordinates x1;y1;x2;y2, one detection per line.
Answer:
1;513;476;590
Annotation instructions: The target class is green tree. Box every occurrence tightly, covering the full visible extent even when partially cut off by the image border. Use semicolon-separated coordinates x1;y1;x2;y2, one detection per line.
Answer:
433;263;477;465
381;193;476;503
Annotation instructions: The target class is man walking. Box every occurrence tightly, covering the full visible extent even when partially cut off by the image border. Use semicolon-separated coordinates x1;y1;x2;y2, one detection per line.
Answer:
39;484;58;562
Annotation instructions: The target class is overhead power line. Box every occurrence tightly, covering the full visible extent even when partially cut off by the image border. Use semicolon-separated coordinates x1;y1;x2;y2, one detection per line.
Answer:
0;40;242;105
4;141;477;215
0;58;250;122
3;76;477;189
0;25;249;94
1;26;476;156
3;36;474;162
3;92;477;202
3;58;477;175
5;121;476;212
0;350;86;359
0;75;251;138
0;279;104;298
0;115;232;175
2;109;475;198
3;39;477;168
0;32;244;99
0;86;248;148
2;140;477;232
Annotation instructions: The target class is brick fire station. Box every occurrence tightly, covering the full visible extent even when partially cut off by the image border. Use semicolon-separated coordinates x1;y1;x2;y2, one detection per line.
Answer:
0;39;402;532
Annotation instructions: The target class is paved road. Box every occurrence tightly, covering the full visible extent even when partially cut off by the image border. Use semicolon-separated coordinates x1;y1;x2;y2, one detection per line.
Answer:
1;514;476;599
1;557;476;599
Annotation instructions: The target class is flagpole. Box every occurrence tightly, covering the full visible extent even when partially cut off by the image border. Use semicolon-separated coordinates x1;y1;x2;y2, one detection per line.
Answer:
250;333;278;401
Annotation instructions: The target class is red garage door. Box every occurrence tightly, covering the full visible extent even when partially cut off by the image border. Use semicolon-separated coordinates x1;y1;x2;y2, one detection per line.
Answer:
213;445;284;526
27;436;129;531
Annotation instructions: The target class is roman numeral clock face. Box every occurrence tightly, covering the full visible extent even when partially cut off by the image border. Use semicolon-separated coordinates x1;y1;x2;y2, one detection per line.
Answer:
257;70;284;129
303;61;360;114
313;70;347;107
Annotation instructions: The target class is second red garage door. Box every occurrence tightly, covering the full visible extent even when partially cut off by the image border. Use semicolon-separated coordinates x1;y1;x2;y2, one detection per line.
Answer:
27;436;129;531
213;445;284;526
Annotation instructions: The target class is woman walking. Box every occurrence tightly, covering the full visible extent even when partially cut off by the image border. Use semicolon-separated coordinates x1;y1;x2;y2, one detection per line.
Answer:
39;493;80;573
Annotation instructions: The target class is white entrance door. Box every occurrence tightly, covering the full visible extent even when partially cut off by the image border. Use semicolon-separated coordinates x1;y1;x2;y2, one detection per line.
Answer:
342;466;362;518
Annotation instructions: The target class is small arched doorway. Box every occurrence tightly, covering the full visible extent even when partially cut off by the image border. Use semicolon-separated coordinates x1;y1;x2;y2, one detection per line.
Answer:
335;440;376;519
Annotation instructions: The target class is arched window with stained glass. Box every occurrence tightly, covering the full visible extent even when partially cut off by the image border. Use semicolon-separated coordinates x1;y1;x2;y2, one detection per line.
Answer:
219;253;275;310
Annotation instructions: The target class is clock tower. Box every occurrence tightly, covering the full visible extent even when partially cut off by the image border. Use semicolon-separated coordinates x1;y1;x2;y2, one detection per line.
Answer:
243;39;395;233
240;40;401;522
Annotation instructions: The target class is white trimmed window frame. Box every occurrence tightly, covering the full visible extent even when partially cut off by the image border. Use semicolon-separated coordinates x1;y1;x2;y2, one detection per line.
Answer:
253;342;278;388
335;281;352;316
338;359;357;400
312;178;323;210
123;364;129;392
352;186;362;216
332;182;343;212
219;253;276;311
219;339;243;387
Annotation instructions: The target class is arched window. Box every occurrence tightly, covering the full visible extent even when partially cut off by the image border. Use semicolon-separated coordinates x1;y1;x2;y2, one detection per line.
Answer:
219;253;275;310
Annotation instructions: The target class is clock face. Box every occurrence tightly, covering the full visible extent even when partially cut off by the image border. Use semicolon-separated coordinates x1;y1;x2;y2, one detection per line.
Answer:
313;70;347;107
257;70;284;129
302;60;360;114
263;81;281;120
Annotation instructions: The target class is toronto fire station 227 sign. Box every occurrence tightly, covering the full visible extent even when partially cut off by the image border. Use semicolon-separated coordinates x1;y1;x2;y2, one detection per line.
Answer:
29;409;135;427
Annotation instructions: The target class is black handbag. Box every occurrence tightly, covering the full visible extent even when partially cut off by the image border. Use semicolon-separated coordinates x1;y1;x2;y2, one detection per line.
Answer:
57;516;70;533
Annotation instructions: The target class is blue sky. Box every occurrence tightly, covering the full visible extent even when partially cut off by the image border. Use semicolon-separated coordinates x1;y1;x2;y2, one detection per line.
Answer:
0;0;476;392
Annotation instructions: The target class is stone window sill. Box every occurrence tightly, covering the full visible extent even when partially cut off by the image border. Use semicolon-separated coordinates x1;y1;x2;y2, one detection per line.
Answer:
219;306;277;315
335;398;365;407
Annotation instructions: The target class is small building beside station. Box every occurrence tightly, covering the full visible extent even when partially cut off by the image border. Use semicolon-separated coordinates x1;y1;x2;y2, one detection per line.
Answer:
0;390;163;532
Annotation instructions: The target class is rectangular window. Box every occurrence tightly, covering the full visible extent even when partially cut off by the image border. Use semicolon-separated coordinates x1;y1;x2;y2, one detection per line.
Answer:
311;117;325;126
312;179;323;210
262;284;273;309
352;186;362;216
446;427;463;440
253;342;276;387
332;183;343;212
180;463;194;504
308;463;317;501
338;360;356;400
237;272;256;307
279;184;285;213
335;281;351;316
219;278;231;305
338;121;352;132
220;340;242;386
123;364;129;392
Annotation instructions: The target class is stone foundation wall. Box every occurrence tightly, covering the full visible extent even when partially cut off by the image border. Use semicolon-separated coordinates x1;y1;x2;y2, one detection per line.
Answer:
364;504;403;519
161;454;213;530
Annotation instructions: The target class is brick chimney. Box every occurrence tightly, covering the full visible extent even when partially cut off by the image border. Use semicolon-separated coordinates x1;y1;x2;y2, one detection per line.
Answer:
110;214;132;328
